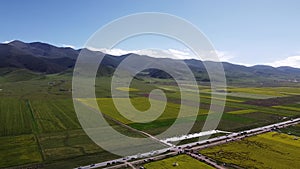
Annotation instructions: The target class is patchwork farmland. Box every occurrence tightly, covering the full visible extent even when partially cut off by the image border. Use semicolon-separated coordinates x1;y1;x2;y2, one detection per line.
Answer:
0;76;299;168
200;132;300;169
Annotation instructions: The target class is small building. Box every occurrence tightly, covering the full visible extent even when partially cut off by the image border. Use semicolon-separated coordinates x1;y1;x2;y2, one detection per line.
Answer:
48;81;55;86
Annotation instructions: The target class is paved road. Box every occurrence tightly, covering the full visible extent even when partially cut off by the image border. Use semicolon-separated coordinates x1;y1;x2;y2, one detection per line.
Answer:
180;118;300;150
96;151;178;169
160;130;232;144
75;118;300;169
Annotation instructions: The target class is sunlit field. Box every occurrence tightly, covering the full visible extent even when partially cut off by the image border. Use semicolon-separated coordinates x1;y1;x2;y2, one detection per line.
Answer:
0;75;299;168
143;155;214;169
200;132;300;169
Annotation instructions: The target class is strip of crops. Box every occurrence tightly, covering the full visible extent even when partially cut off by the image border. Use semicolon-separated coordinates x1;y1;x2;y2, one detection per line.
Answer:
0;98;32;136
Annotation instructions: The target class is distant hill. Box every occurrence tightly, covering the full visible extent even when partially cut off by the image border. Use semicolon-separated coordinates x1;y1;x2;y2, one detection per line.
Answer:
0;40;300;85
0;41;76;73
0;68;45;82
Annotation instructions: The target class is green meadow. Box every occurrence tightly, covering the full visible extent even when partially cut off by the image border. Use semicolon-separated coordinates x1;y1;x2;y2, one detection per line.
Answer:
0;74;299;168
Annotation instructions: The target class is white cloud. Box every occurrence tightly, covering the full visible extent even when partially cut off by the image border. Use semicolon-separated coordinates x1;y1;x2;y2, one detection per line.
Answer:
267;55;300;68
95;48;139;56
62;44;76;49
215;50;235;62
137;48;195;60
2;40;13;44
91;48;195;59
89;47;235;61
79;47;300;68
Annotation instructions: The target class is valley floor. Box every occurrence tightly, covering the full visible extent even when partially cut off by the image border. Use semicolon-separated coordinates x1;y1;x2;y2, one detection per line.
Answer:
0;76;300;168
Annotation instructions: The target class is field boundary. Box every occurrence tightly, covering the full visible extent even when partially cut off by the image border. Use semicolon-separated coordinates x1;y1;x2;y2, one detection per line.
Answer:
26;100;45;161
78;99;171;147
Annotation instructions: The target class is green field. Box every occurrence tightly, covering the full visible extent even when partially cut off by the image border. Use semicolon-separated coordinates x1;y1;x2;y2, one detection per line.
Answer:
200;132;300;169
30;99;81;133
143;155;214;169
0;134;43;168
0;98;32;136
0;74;300;168
227;109;257;114
79;97;210;124
279;124;300;136
116;87;139;92
273;105;300;112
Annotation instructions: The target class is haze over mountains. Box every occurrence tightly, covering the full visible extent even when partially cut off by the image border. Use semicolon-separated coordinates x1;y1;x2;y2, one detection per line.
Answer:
0;40;300;85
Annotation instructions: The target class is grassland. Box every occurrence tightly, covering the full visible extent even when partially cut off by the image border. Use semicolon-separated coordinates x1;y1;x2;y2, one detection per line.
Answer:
200;132;300;169
78;97;210;124
116;87;139;92
79;83;300;135
227;109;257;114
0;134;43;168
0;98;32;136
0;74;299;168
143;155;214;169
30;99;81;133
279;124;300;136
226;87;289;97
201;87;286;99
272;105;300;112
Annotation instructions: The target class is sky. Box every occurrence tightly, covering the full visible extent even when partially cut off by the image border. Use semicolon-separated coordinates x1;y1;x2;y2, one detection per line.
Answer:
1;0;300;68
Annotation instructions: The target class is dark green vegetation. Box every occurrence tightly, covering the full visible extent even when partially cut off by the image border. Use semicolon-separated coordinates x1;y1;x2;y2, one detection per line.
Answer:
0;75;111;168
279;124;300;136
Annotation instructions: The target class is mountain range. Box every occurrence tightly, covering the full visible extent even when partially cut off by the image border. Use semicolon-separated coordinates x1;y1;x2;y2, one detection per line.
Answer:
0;40;299;86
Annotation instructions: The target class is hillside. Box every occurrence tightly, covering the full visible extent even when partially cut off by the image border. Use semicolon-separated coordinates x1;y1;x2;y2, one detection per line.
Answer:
0;40;300;86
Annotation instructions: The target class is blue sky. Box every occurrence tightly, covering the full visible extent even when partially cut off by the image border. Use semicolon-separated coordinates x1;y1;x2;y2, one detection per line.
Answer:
1;0;300;67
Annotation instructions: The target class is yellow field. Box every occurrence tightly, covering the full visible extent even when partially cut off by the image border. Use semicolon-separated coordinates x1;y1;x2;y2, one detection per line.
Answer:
272;105;300;112
115;87;139;92
143;155;214;169
227;109;257;114
200;132;300;169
